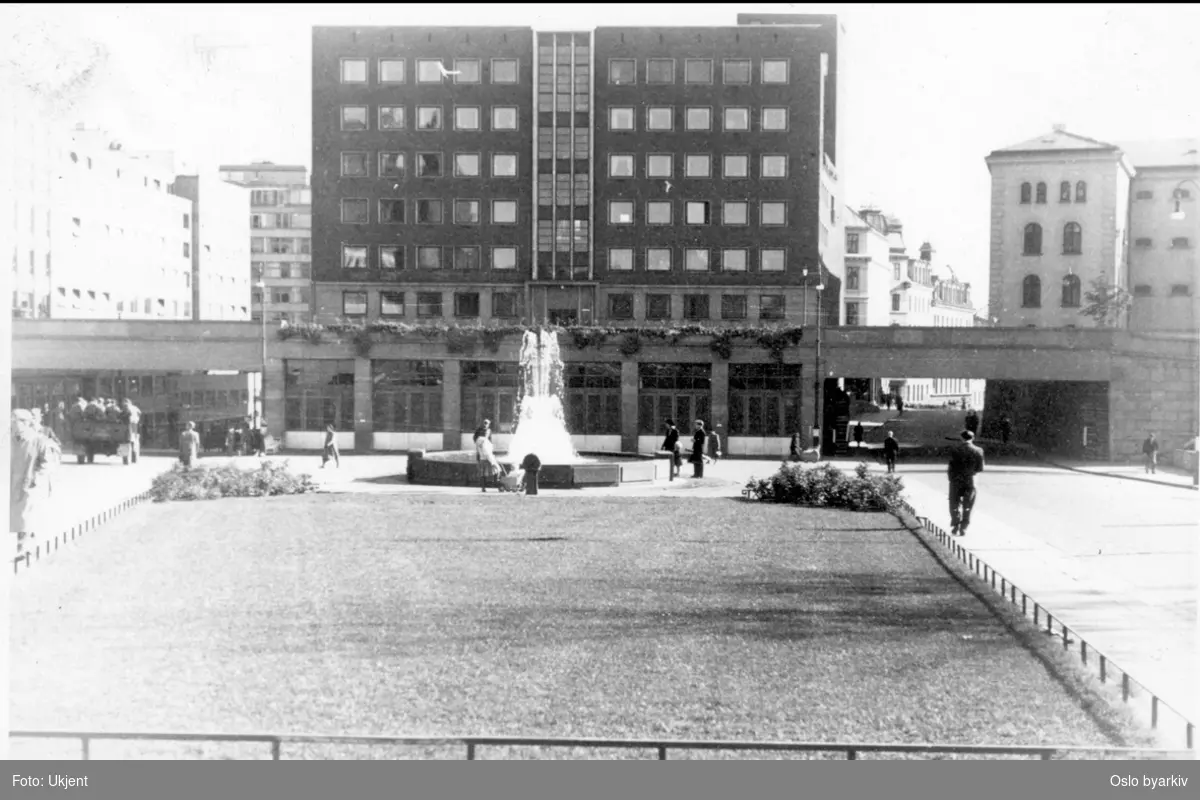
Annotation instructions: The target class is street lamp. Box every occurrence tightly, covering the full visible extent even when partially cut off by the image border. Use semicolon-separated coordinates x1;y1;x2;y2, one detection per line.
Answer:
256;280;267;432
813;281;826;454
1169;178;1200;221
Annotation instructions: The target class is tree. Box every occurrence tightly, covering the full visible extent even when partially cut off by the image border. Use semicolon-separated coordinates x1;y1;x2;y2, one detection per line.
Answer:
1079;278;1131;328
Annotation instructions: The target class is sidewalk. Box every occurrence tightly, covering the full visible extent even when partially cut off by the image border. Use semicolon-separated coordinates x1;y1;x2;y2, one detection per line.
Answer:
1041;458;1198;490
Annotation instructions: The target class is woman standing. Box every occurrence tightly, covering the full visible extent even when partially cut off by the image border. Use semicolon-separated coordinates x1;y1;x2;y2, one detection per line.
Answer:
476;432;500;492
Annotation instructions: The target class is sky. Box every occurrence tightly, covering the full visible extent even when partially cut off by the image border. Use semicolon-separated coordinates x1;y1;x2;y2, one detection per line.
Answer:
5;2;1199;310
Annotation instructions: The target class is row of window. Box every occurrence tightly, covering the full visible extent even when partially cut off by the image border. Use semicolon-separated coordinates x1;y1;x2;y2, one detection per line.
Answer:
252;262;311;280
340;289;789;321
1136;188;1191;201
336;244;795;273
340;57;519;85
250;213;311;229
1021;222;1084;256
607;199;789;226
1135;237;1193;249
1020;181;1087;204
606;105;788;132
340;104;520;133
249;189;311;207
340;151;519;179
340;197;519;226
1020;274;1193;307
54;287;192;317
607;57;790;86
607;152;787;179
251;237;312;255
1132;284;1193;297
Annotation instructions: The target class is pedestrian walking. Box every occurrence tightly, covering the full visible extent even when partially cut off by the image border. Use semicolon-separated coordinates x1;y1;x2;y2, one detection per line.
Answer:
885;393;893;411
1142;432;1159;474
690;420;707;478
477;432;500;492
947;430;985;536
179;421;200;467
789;428;803;461
883;430;900;473
964;407;979;436
661;419;681;481
999;414;1013;444
321;423;341;469
896;395;905;415
520;451;542;496
11;410;54;556
853;420;865;451
706;423;723;464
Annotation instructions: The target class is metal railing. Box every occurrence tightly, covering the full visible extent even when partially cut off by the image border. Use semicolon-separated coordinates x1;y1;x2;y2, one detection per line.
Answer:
893;500;1196;751
12;490;153;575
9;729;1192;761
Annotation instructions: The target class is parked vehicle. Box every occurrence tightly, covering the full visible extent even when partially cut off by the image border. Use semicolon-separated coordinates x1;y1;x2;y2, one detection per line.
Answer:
70;418;140;465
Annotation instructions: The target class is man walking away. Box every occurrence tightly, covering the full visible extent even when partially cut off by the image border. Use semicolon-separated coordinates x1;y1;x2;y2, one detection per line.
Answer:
322;423;340;469
896;395;905;415
964;407;979;436
690;420;707;478
1142;432;1159;474
853;420;864;452
707;423;723;464
520;451;542;496
179;421;200;467
661;419;681;481
947;430;985;536
883;430;900;474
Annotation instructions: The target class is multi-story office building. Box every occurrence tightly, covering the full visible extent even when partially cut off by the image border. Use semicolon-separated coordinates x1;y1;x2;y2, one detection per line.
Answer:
172;174;253;321
219;163;314;324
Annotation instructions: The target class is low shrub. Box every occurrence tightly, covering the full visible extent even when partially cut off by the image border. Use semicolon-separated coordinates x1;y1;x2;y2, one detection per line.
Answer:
151;460;317;503
744;462;904;511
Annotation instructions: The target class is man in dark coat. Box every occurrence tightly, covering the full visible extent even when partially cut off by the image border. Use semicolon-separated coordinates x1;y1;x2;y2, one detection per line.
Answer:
964;408;980;436
1142;432;1159;474
896;395;905;415
661;419;681;481
852;420;865;451
883;431;900;473
999;414;1013;444
947;430;985;536
690;420;707;478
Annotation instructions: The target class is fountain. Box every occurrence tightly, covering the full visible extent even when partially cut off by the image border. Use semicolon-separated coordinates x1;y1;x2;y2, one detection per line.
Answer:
406;328;659;489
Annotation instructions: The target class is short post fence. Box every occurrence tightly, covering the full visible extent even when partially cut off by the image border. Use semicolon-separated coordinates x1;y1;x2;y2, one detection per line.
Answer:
894;502;1195;751
13;490;153;575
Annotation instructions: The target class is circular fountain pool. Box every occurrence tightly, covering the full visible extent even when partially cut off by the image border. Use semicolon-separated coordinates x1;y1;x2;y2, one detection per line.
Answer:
406;449;660;489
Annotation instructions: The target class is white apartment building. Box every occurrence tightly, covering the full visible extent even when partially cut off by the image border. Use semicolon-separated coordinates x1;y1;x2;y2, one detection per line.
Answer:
842;207;893;327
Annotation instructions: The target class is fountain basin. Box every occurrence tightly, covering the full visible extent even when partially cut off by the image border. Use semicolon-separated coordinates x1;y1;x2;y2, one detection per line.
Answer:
406;450;660;489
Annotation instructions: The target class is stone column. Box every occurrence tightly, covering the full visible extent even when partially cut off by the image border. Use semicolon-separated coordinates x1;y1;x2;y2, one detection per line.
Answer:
621;360;639;452
354;356;373;452
442;359;462;451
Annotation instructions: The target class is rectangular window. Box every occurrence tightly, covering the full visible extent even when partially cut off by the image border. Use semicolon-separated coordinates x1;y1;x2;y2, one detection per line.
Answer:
1135;190;1154;200
342;245;367;269
454;292;480;317
379;59;405;83
647;248;671;272
1135;237;1152;248
762;107;788;131
846;232;860;253
492;247;518;270
341;58;367;83
379;199;408;224
454;58;481;84
183;213;190;229
381;291;405;316
723;154;749;179
760;295;785;320
647;106;674;131
686;107;712;131
609;107;635;131
761;155;788;178
608;293;634;319
609;248;634;271
453;247;481;271
1133;284;1152;297
722;249;748;272
646;294;671;319
1172;237;1191;249
685;154;711;178
647;58;674;84
491;58;518;84
417;291;443;316
892;294;901;311
454;199;480;225
341;106;368;131
379;152;405;177
609;59;636;84
493;291;519;318
416;59;443;83
761;249;785;272
379;106;405;130
454;106;480;130
724;59;751;85
182;242;190;258
417;106;442;130
845;302;860;326
647;201;672;225
719;202;748;227
685;58;713;84
1170;284;1192;297
380;246;404;270
686;201;711;225
492;153;517;177
491;200;517;224
417;152;442;177
454;153;481;177
722;295;747;319
341;152;368;177
417;247;442;271
762;59;789;83
341;198;368;224
416;199;443;224
846;265;859;289
647;154;673;178
610;154;635;178
492;106;518;130
723;107;750;131
684;294;710;319
685;248;710;271
343;291;368;317
609;201;634;225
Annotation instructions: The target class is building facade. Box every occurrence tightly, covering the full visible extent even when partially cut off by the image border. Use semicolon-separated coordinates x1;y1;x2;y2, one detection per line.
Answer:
172;175;253;321
842;207;893;327
219;163;314;324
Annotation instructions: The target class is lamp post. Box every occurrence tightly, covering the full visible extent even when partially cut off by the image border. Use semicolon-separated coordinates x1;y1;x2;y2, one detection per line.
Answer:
256;280;267;432
813;281;826;454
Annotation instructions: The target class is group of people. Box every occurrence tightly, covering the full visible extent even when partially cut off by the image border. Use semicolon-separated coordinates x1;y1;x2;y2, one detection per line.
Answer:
178;418;274;467
10;408;63;555
660;419;723;480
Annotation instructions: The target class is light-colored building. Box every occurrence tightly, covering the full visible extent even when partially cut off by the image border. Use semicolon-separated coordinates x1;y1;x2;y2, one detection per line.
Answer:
172;175;253;321
985;126;1134;328
1119;138;1200;333
842;207;892;327
5;82;59;319
218;163;313;325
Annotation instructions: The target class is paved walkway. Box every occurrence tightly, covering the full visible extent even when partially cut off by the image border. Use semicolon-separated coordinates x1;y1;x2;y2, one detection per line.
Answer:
1041;458;1197;490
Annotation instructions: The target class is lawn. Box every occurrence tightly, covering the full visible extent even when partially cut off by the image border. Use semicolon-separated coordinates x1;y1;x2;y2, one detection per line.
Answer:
10;494;1130;759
